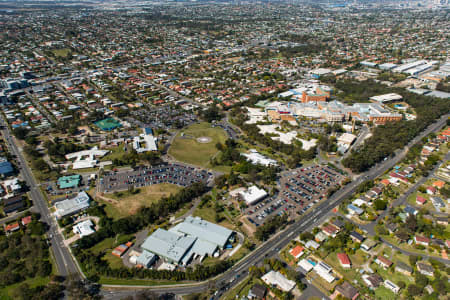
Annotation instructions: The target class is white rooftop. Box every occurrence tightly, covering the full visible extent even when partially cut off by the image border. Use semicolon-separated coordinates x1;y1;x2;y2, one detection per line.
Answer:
262;271;296;292
239;185;268;205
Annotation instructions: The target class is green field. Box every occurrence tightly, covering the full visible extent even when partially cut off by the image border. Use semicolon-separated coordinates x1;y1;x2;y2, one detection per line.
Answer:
52;48;72;58
169;122;228;167
99;183;182;219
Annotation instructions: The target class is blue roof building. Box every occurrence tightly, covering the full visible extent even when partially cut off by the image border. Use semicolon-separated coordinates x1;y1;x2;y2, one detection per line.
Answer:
0;157;14;176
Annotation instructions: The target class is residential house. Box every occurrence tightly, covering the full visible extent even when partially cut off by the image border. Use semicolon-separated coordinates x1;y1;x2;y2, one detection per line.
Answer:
436;217;448;226
395;261;413;276
384;280;400;294
415;235;430;246
313;261;335;283
305;240;320;250
416;262;434;276
361;239;377;251
315;231;328;243
375;256;393;269
426;186;436;195
289;245;304;259
337;253;351;268
432;180;445;190
248;284;266;299
332;281;359;300
404;205;418;216
322;224;339;237
362;274;383;288
261;271;296;292
386;223;398;234
431;197;445;209
350;231;365;243
331;219;345;230
416;195;427;205
4;222;20;233
21;216;32;226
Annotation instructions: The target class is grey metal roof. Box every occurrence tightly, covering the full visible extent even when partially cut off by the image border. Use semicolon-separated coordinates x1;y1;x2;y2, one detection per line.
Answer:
141;228;196;263
54;191;90;218
137;250;156;266
171;216;233;247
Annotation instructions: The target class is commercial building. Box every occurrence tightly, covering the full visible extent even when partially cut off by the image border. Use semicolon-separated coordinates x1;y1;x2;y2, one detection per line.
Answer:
238;185;268;205
141;217;234;265
242;150;277;166
136;250;157;268
0;157;14;177
141;228;197;265
65;147;109;170
261;270;296;292
133;128;158;153
57;174;82;189
54;191;90;218
369;93;403;104
170;216;234;249
73;219;95;237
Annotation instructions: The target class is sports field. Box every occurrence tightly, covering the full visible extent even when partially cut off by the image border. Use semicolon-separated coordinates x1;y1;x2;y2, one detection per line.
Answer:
94;118;122;131
169;122;228;167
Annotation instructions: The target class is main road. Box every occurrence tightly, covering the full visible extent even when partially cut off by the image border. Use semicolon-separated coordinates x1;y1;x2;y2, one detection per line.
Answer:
0;114;80;278
102;114;449;299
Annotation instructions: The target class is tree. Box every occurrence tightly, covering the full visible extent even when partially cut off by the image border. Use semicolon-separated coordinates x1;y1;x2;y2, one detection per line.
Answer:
415;273;429;288
407;284;422;297
409;255;418;266
374;199;387;211
13;127;28;139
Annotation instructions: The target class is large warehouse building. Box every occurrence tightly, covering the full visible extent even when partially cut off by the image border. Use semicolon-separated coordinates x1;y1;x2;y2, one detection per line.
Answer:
141;217;234;265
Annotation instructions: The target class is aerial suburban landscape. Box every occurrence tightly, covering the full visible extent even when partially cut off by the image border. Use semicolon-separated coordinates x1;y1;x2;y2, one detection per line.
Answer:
0;0;449;299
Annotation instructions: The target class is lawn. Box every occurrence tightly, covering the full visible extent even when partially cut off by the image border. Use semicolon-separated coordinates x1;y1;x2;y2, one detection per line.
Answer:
169;122;228;167
89;233;134;255
99;277;180;286
374;285;396;300
193;204;234;230
103;253;125;269
99;183;182;219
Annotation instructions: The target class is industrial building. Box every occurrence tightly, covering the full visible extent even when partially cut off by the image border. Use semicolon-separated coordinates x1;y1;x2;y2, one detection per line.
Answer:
54;191;90;219
141;217;234;266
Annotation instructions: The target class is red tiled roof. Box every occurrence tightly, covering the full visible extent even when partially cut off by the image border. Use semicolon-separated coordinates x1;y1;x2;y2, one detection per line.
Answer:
337;253;351;265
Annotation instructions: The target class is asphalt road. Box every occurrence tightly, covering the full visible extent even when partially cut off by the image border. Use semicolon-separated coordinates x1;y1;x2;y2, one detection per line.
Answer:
101;113;449;299
0;115;80;278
